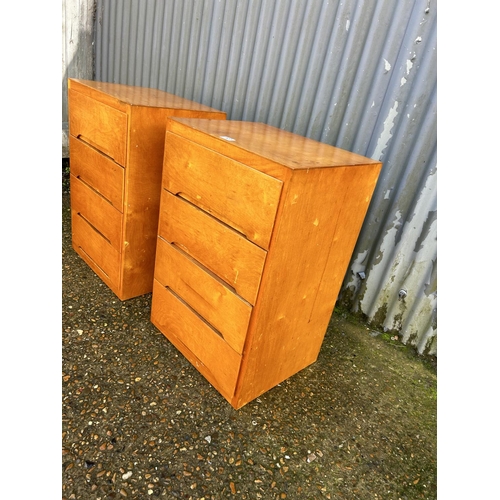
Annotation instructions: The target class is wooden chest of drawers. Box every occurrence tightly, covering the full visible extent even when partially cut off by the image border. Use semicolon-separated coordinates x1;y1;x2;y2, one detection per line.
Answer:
151;118;382;409
68;79;226;300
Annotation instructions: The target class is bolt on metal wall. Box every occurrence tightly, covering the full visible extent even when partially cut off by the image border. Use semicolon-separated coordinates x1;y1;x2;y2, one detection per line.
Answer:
95;0;437;355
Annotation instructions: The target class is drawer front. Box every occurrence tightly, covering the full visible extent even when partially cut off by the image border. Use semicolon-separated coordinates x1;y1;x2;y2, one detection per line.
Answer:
164;133;282;250
69;89;128;165
151;280;241;399
72;211;121;287
158;190;266;305
70;174;123;251
154;237;252;355
69;135;124;210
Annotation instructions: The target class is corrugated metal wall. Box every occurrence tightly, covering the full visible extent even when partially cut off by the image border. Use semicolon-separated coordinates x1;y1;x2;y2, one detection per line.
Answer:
94;0;437;355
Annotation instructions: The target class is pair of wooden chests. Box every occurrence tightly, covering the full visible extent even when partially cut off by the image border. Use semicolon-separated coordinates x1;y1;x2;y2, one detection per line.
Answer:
68;78;381;409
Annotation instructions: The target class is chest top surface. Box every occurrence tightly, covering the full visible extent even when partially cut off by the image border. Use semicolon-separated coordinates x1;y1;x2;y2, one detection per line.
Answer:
69;79;224;112
169;118;381;170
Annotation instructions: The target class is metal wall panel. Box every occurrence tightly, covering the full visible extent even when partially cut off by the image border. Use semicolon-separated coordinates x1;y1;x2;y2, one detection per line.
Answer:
62;0;95;157
95;0;437;355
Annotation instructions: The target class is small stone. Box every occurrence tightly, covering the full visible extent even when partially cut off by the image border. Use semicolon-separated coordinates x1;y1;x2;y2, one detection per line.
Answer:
122;471;132;480
307;453;317;463
205;436;211;443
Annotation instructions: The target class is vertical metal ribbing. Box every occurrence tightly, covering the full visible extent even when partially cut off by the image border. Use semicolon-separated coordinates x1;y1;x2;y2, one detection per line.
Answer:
188;0;210;101
219;0;251;118
265;1;307;128
149;0;165;90
93;0;438;354
230;0;263;120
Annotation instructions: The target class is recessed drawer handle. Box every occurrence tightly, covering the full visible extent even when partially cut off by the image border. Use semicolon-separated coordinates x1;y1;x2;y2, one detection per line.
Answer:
76;212;111;244
173;191;249;240
169;241;239;297
75;175;114;207
77;134;116;162
164;285;225;341
170;240;191;256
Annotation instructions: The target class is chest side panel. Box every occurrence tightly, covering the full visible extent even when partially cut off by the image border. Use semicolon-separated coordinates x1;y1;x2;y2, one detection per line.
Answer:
120;108;226;299
233;163;381;408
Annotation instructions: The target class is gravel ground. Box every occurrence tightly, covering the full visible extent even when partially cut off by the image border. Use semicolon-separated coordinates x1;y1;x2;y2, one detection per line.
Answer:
62;170;437;499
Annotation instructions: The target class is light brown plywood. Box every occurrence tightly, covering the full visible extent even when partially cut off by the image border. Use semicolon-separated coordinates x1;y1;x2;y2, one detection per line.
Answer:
152;118;382;409
70;175;123;251
69;136;124;210
71;212;121;287
167;118;378;171
233;165;381;408
163;132;282;249
158;190;267;305
154;237;252;355
68;89;128;165
68;78;226;300
151;280;242;401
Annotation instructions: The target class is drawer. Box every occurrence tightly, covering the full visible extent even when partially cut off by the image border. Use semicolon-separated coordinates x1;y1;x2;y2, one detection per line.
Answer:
163;133;282;250
69;135;124;209
70;174;123;251
69;89;128;165
158;190;267;305
154;237;252;354
151;280;241;399
71;211;121;287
